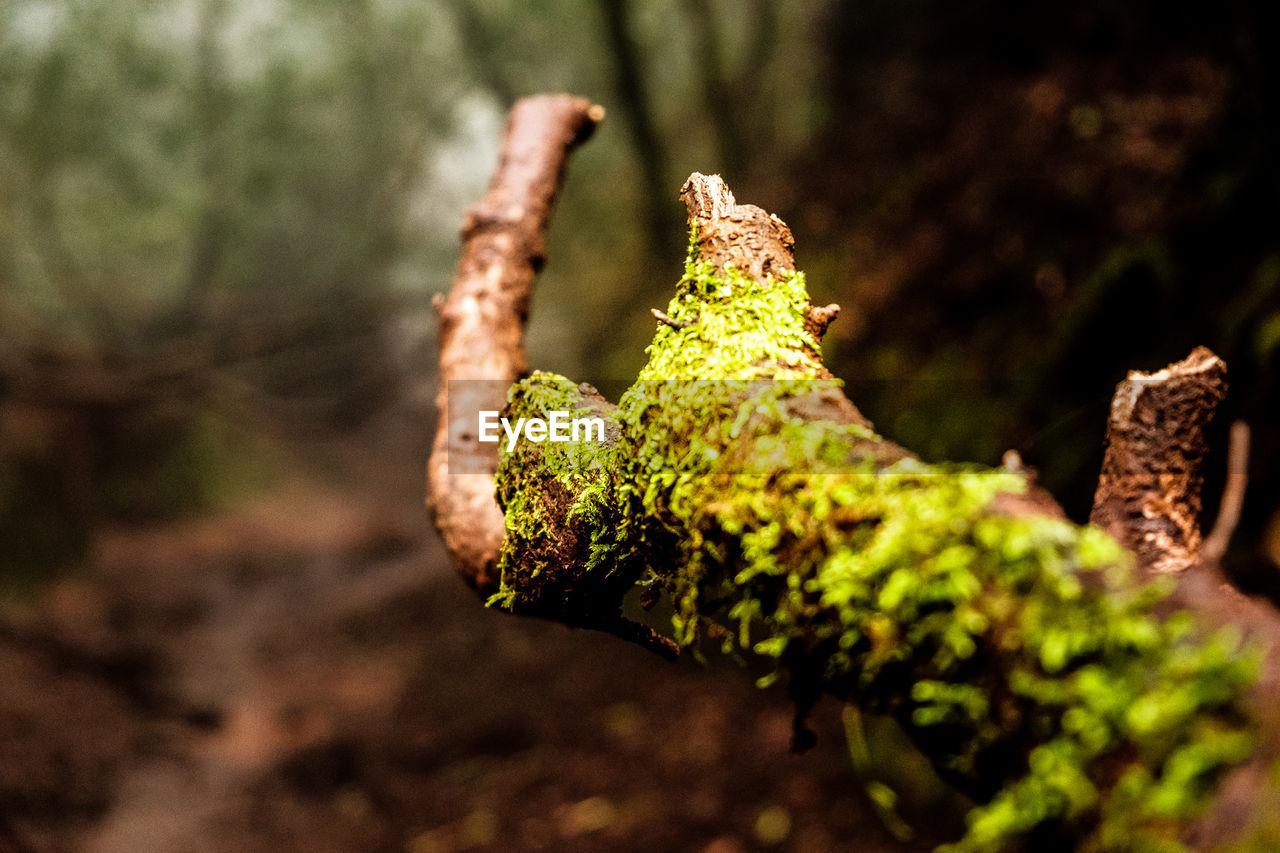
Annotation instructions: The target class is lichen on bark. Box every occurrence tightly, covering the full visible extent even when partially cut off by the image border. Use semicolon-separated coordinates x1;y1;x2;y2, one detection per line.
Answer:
483;175;1258;851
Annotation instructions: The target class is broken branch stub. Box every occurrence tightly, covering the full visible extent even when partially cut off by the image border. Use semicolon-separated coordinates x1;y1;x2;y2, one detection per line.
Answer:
1090;345;1228;574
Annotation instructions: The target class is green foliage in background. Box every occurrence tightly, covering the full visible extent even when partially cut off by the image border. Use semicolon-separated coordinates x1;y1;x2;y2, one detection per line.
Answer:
0;0;465;577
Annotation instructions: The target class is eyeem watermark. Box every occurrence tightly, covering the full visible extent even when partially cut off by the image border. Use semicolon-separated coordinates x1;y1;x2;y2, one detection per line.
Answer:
477;410;607;452
445;380;613;473
445;377;997;477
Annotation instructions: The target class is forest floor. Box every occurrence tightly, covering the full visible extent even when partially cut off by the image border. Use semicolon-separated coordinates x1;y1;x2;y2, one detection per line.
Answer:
0;413;954;853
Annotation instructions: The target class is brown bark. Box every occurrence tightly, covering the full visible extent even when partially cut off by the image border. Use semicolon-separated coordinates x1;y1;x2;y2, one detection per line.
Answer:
681;173;797;280
1090;346;1228;574
426;94;603;596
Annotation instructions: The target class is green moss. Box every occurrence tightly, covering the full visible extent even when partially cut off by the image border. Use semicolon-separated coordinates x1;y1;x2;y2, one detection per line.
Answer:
636;257;820;381
488;371;619;614
490;231;1258;851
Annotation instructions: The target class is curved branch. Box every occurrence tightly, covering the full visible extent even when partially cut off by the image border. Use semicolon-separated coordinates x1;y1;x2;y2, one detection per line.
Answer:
426;95;603;595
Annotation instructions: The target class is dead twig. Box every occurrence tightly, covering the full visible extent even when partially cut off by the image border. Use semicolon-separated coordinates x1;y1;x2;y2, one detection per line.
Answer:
650;307;691;330
426;95;603;595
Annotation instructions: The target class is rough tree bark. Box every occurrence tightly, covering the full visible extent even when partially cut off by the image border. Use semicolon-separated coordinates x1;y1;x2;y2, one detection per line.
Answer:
426;94;603;595
428;96;1280;851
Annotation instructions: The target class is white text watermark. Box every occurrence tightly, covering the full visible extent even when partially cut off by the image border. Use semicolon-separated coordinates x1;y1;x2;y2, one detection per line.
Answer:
477;410;607;452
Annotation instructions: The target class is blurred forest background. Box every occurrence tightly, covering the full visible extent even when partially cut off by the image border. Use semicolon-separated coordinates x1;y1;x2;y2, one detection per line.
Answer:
1;1;1279;850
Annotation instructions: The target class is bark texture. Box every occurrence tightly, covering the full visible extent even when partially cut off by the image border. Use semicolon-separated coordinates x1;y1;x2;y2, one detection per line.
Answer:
426;94;602;595
1090;347;1228;574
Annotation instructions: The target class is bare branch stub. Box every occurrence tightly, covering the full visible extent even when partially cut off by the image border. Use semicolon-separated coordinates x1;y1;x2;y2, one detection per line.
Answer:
427;95;602;595
680;172;797;281
1090;346;1228;574
1086;359;1280;849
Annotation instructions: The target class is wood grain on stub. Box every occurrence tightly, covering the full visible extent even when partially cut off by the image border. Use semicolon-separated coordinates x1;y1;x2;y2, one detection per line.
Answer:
1090;346;1227;574
680;172;841;351
680;172;796;281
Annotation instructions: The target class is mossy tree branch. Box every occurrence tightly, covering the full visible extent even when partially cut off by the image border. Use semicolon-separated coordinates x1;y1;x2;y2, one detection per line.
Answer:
428;98;1280;851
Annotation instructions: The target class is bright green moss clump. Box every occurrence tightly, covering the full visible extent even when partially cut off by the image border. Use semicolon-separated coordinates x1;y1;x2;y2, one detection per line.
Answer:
488;372;621;617
490;237;1258;851
637;252;820;381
